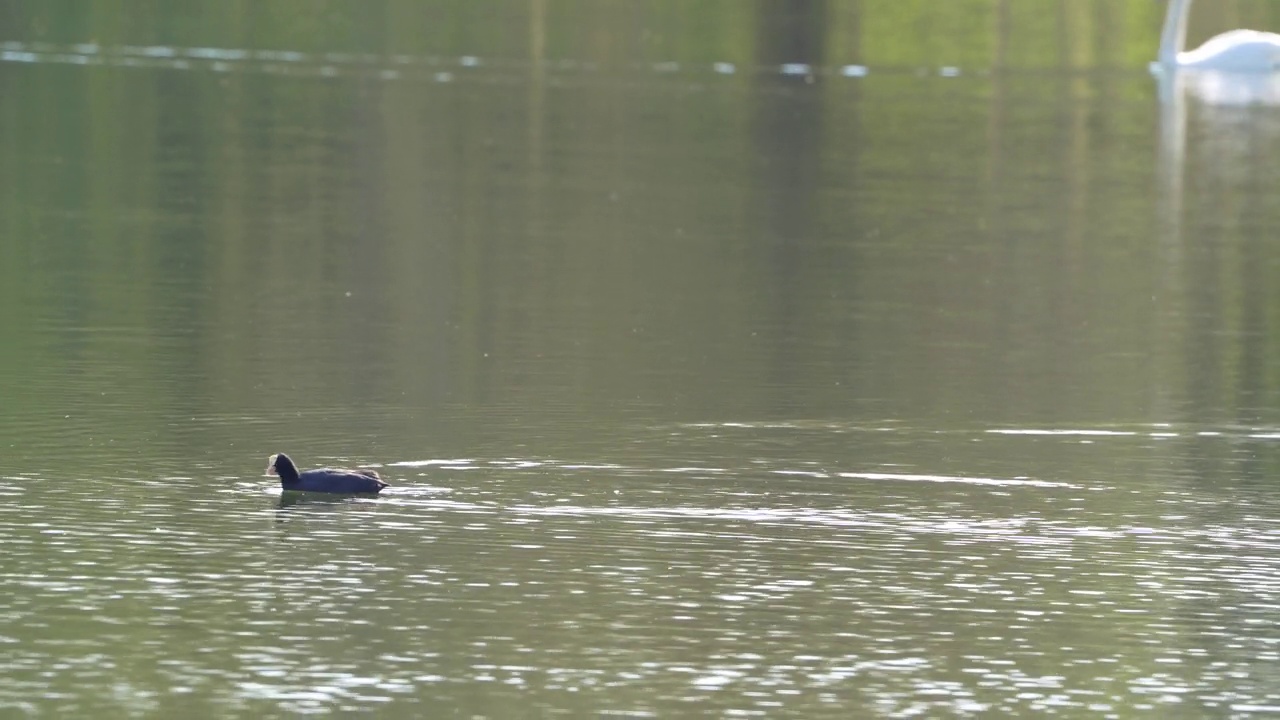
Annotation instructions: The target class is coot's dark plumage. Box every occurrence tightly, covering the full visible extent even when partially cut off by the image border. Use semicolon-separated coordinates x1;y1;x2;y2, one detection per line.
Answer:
266;453;388;494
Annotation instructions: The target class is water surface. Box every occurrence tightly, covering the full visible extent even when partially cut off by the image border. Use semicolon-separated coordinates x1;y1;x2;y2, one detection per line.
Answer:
5;2;1280;717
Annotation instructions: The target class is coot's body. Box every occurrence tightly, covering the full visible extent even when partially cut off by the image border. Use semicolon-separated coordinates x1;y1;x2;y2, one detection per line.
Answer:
266;453;388;494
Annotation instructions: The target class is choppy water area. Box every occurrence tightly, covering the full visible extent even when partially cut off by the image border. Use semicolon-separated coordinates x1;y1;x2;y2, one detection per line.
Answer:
6;422;1280;717
7;1;1280;717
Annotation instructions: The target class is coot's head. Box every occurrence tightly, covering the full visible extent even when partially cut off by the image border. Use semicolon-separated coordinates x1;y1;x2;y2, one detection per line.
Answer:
266;453;300;482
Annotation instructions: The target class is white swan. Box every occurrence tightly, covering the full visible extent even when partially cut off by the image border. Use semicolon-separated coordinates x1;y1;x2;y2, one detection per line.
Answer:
1158;0;1280;71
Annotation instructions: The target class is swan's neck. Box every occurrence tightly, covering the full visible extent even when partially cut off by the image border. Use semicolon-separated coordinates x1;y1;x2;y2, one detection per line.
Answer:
1159;0;1192;64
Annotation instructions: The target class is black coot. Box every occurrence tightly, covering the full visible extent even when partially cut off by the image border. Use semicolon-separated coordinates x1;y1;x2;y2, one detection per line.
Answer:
266;453;388;494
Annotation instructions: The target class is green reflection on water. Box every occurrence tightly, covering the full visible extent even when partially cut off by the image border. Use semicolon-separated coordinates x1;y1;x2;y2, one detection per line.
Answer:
3;1;1280;718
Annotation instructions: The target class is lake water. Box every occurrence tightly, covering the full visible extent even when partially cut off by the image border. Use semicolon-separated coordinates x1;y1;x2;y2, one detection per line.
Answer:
5;2;1280;717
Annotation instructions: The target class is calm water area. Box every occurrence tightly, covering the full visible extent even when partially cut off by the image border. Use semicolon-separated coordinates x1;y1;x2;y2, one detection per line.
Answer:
5;1;1280;717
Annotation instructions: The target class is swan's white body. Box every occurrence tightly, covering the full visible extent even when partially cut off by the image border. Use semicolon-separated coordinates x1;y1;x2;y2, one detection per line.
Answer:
1159;0;1280;72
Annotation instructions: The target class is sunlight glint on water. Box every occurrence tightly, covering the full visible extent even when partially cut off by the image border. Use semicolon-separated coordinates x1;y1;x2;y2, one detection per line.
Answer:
5;1;1280;715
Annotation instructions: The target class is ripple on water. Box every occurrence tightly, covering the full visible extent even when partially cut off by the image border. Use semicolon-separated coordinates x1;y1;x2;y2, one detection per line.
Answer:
0;40;985;86
4;424;1280;715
